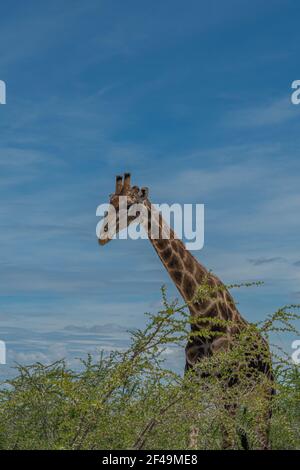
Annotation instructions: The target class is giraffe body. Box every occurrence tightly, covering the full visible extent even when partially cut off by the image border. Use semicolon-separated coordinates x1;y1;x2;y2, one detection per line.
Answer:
99;173;274;449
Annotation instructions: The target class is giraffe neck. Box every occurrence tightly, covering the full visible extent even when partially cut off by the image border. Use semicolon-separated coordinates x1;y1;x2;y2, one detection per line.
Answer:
143;200;241;324
143;200;245;368
144;200;208;303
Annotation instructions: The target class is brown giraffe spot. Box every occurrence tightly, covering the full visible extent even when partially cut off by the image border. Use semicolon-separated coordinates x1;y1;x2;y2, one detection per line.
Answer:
193;301;201;311
207;276;215;287
185;341;206;364
156;239;168;250
161;247;172;260
172;270;183;284
183;274;196;300
219;304;231;321
206;306;218;317
211;324;227;334
230;325;240;335
225;292;235;309
194;268;206;285
168;254;182;271
177;245;186;260
171;240;179;252
187;262;196;277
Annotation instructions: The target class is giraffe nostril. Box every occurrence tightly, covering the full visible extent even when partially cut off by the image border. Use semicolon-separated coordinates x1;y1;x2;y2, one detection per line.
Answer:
136;211;140;217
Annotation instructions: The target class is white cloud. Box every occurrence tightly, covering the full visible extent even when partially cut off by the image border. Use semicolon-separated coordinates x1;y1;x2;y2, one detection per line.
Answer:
224;96;299;128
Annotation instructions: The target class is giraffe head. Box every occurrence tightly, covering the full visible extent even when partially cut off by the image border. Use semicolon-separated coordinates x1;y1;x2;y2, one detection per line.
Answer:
98;173;149;245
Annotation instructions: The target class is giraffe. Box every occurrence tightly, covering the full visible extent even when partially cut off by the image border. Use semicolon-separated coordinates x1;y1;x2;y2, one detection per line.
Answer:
98;173;274;449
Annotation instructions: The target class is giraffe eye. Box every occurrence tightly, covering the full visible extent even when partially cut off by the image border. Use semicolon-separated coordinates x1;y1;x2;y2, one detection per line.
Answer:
136;211;140;217
104;226;108;232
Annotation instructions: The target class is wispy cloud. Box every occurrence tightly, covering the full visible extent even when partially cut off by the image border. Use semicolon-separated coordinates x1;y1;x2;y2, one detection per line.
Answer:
223;96;299;128
248;257;285;266
1;0;300;378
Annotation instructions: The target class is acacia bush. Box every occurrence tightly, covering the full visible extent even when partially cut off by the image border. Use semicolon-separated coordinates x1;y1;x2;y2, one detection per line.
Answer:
0;283;299;450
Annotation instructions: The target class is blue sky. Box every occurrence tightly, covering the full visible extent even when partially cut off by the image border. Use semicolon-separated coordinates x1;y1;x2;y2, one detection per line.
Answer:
0;0;300;378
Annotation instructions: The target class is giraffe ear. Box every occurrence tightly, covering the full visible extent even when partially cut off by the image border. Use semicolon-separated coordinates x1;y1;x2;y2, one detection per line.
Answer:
131;186;139;194
139;187;149;200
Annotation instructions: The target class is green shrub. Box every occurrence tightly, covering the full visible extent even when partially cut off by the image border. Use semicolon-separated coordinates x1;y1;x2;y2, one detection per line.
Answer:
0;283;299;450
